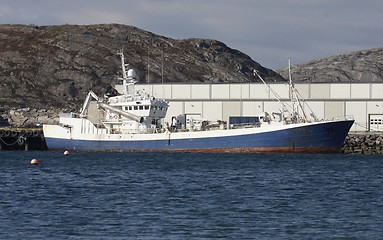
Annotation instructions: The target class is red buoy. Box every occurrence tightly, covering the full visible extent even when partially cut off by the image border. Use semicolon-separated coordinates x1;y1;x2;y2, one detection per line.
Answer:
31;159;39;165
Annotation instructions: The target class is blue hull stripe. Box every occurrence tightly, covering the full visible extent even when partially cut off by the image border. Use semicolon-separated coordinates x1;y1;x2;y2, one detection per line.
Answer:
45;120;354;152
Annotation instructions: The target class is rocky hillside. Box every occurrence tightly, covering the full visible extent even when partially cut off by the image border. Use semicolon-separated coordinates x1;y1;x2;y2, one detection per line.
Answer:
1;24;382;127
0;24;284;112
277;48;383;82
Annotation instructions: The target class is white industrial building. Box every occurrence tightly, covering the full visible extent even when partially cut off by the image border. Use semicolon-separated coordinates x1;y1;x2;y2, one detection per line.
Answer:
125;83;383;132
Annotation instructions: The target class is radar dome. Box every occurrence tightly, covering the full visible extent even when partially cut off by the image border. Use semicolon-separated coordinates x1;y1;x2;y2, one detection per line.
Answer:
127;69;137;78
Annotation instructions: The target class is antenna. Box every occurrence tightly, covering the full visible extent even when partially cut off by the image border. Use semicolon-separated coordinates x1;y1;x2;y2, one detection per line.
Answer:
161;49;164;84
288;57;292;86
147;46;150;84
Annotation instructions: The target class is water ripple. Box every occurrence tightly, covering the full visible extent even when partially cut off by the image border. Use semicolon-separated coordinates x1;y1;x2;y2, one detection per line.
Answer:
0;152;382;239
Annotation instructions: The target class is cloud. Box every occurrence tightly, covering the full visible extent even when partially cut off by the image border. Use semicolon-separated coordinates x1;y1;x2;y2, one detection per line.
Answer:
1;0;382;69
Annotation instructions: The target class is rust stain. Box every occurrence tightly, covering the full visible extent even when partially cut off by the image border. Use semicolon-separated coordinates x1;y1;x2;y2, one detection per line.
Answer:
51;147;341;154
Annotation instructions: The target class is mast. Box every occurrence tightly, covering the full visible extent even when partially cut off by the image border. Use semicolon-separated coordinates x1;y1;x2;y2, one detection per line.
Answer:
117;50;136;96
288;57;292;99
288;58;313;122
117;51;128;95
288;57;297;117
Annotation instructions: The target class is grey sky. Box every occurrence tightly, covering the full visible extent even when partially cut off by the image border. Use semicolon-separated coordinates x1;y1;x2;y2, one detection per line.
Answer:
1;0;382;69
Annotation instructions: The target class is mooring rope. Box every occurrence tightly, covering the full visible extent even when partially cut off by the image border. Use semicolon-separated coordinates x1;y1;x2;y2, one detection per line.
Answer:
0;136;25;146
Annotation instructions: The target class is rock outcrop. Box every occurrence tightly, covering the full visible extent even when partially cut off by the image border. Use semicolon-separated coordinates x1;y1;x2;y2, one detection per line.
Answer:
342;133;383;154
277;48;383;82
5;108;58;127
0;24;284;113
0;107;10;127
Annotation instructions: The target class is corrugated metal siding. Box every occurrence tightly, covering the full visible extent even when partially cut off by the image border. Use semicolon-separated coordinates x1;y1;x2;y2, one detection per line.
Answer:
127;83;383;132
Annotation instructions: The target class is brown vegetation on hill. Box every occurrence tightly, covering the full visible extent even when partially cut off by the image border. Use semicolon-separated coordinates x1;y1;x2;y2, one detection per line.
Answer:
0;24;284;110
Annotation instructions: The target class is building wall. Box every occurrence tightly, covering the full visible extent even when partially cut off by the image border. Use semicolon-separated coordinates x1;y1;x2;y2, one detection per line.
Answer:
121;83;383;132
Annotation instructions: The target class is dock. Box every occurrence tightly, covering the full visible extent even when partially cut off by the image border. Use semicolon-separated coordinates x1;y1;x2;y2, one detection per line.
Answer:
0;128;47;150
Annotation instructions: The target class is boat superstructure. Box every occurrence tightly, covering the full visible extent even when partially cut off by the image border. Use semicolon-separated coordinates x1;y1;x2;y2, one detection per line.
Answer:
76;51;169;135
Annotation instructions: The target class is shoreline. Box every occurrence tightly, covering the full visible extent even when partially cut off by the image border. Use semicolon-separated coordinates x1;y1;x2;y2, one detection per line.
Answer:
341;133;383;154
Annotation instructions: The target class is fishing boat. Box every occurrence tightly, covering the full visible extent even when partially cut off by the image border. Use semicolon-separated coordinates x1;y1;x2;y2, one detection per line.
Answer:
43;51;354;153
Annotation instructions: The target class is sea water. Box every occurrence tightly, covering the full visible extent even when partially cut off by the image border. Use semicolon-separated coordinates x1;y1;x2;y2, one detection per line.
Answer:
0;151;382;239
